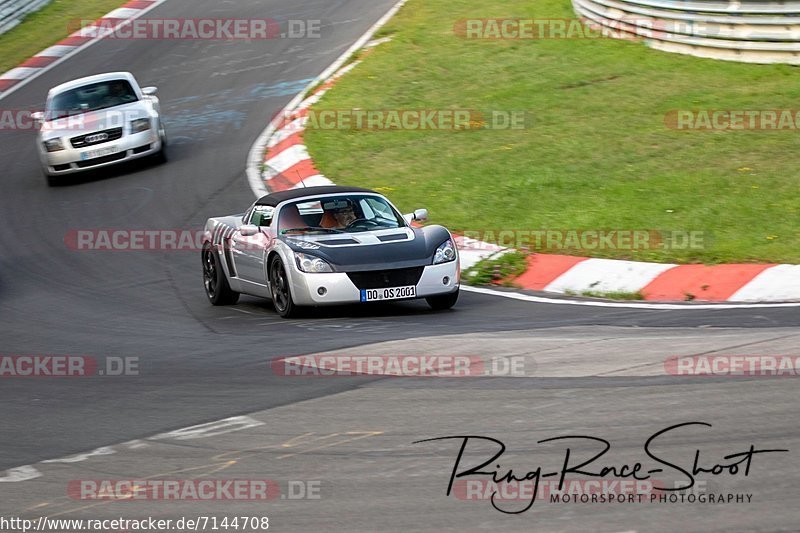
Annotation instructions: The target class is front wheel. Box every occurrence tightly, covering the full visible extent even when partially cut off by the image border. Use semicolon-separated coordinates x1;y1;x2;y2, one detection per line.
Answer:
269;256;301;318
426;289;459;311
153;126;168;163
202;243;239;305
42;166;57;186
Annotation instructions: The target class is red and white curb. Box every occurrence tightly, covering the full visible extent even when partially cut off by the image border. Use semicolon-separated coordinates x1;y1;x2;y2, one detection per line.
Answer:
515;255;800;302
252;61;800;303
0;0;168;98
243;1;799;305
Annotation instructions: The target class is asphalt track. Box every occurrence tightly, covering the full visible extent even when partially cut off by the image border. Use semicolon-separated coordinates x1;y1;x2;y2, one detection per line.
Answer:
0;0;798;530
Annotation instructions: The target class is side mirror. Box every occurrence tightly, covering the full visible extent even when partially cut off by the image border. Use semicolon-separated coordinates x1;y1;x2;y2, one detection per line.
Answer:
239;224;259;237
404;209;428;223
142;86;158;96
31;111;43;124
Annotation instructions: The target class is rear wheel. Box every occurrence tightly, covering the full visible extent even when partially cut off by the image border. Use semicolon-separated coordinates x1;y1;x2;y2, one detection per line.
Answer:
269;256;301;318
426;289;459;311
202;243;239;305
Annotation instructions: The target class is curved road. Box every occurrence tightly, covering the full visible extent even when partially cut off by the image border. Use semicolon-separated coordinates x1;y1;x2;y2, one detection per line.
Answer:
0;0;797;530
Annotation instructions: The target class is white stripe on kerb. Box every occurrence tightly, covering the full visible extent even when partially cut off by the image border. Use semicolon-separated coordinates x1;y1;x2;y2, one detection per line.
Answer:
0;67;40;80
291;175;333;188
104;8;143;19
545;258;676;294
729;264;800;302
37;45;78;58
267;118;307;147
264;144;310;175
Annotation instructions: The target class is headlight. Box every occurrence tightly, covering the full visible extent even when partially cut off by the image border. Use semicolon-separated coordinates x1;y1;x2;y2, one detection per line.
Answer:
43;138;64;152
433;239;457;264
130;118;151;134
294;252;333;273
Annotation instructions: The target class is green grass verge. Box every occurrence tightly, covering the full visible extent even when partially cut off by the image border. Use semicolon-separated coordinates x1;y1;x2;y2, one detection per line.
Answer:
462;251;528;286
566;289;645;300
0;0;129;74
304;0;800;264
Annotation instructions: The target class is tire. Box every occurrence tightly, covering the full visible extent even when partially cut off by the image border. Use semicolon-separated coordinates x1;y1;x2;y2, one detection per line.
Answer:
269;256;301;318
42;166;57;187
426;289;459;311
202;243;239;305
153;127;168;163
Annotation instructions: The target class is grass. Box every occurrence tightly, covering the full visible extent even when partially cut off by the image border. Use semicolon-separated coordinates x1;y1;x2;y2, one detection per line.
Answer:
304;0;800;264
463;251;529;286
568;290;645;300
0;0;129;74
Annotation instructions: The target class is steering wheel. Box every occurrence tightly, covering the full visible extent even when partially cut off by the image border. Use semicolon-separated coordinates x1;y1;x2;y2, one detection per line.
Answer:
346;218;379;229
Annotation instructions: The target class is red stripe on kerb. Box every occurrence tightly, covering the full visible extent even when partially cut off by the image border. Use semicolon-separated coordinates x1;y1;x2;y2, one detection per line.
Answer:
0;79;20;92
20;56;58;68
266;160;319;192
312;81;335;96
281;159;320;184
641;264;775;301
266;132;305;160
124;0;155;8
95;17;125;26
60;35;93;46
513;254;588;291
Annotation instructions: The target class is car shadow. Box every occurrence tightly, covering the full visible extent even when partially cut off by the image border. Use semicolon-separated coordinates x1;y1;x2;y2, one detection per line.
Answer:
46;153;168;187
237;296;455;320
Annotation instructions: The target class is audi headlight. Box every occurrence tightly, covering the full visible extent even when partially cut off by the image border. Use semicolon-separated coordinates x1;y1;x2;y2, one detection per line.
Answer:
43;138;64;152
433;239;456;264
130;118;151;134
294;252;333;273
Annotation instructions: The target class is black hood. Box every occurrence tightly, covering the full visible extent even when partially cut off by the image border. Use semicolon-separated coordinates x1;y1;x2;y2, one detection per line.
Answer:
280;226;452;272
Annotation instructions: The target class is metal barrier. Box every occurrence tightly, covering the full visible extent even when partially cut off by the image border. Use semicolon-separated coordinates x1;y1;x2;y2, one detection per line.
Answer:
572;0;800;63
0;0;51;36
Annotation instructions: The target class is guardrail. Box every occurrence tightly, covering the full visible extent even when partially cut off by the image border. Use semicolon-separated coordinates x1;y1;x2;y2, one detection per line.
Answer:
572;0;800;63
0;0;51;36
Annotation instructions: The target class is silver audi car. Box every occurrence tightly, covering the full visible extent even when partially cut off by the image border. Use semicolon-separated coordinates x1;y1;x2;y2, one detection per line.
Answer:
33;72;166;185
202;186;460;318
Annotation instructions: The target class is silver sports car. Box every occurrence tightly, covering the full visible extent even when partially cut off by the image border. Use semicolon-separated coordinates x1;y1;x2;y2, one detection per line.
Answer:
202;186;460;317
33;71;167;185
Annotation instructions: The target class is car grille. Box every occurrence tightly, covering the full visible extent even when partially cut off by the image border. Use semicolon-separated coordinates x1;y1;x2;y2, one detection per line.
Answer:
70;127;124;149
346;266;424;290
75;151;126;168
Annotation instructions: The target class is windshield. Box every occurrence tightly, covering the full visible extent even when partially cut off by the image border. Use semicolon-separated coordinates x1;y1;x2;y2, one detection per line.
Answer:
46;80;138;120
278;194;407;234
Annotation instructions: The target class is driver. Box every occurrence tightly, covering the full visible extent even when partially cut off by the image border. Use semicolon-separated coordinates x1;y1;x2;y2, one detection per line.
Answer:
104;80;132;106
321;202;357;228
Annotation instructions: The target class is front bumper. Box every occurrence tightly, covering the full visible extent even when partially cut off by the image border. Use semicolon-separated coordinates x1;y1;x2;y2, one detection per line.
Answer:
289;262;460;306
40;129;162;175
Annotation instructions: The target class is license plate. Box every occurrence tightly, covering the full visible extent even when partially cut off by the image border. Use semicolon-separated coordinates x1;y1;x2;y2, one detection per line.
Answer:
360;285;416;302
80;146;118;160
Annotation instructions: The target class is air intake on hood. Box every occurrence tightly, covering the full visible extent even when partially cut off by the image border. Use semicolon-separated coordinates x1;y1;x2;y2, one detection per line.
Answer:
377;233;408;242
320;238;359;245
